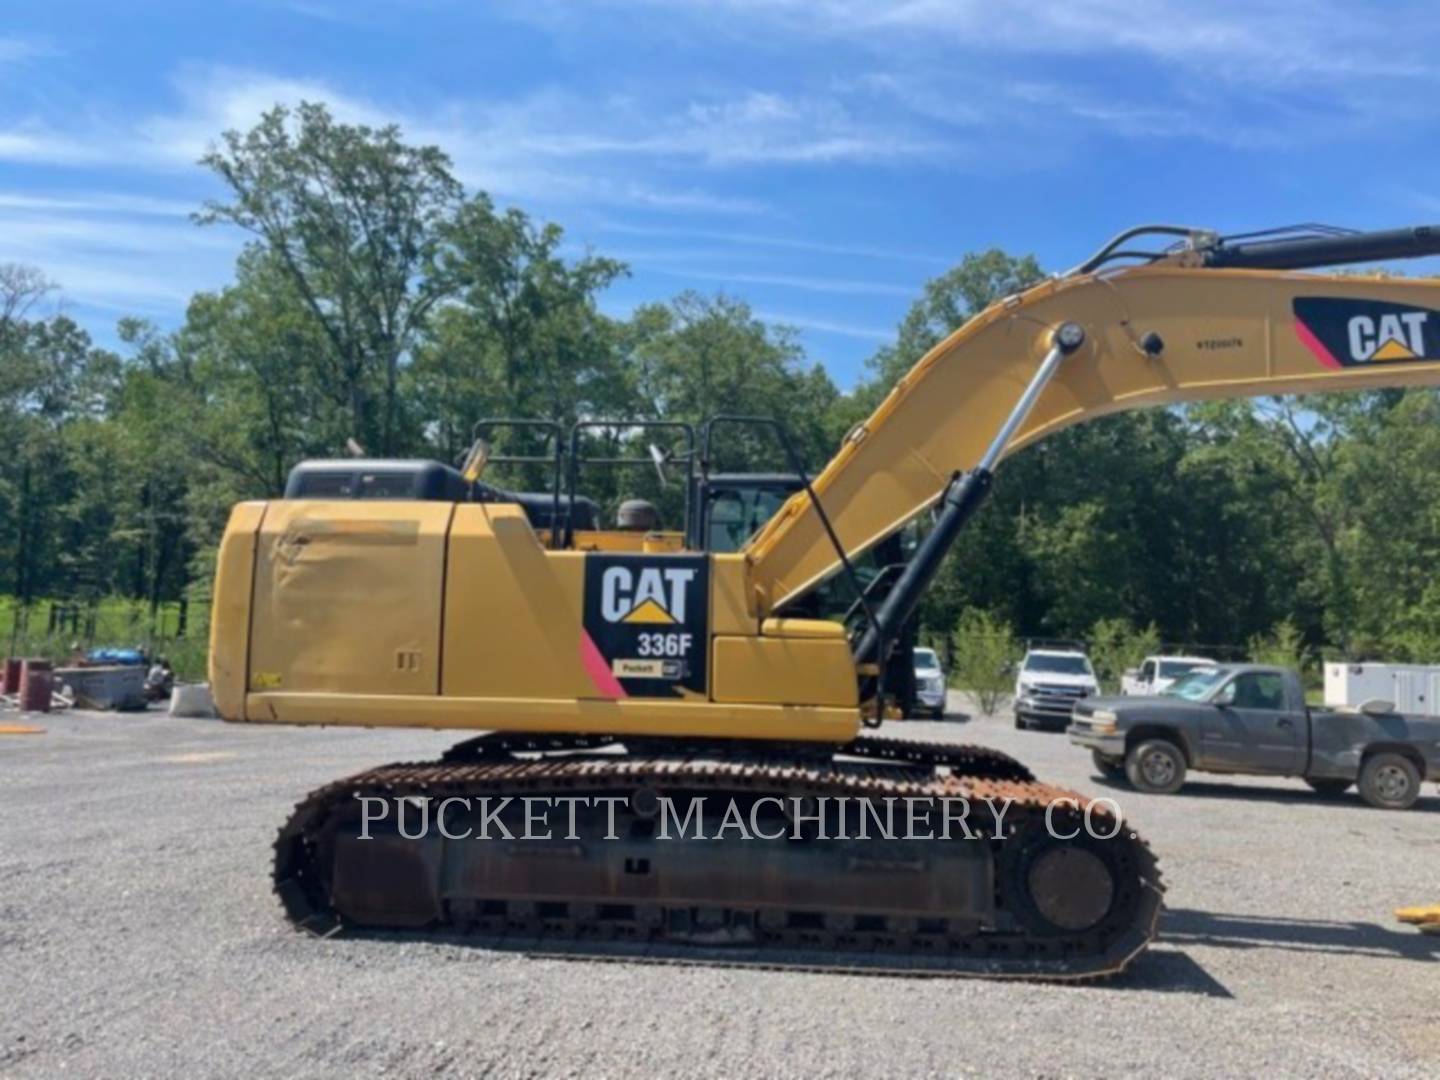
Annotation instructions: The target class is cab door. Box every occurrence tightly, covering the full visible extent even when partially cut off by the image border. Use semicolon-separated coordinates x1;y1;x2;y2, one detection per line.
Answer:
1201;672;1305;774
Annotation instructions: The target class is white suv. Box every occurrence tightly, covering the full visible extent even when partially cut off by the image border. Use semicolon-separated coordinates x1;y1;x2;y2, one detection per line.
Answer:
1014;648;1099;731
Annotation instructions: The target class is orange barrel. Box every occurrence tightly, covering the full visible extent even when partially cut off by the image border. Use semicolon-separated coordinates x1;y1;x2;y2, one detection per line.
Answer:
1;658;20;695
19;659;53;713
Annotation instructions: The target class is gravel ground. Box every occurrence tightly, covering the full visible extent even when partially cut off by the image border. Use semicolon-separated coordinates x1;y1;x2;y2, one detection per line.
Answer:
1;694;1436;1079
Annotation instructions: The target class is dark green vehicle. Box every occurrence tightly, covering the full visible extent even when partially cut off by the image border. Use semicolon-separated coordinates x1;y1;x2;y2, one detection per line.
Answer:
1069;664;1440;810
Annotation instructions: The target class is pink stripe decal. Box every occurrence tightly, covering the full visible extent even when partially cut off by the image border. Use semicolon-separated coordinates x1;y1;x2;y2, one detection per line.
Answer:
579;630;627;699
1294;319;1343;370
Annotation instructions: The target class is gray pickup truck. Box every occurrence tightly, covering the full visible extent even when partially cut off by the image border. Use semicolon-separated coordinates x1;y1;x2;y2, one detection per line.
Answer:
1069;663;1440;809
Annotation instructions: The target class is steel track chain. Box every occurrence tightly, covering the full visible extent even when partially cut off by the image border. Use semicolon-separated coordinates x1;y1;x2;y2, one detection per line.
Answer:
274;742;1163;980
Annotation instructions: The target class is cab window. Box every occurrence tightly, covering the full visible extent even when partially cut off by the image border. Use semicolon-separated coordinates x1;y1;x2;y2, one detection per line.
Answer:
1229;672;1286;710
707;488;790;552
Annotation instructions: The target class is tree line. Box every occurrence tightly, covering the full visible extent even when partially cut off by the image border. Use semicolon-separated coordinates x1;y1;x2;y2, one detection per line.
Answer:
4;102;1440;674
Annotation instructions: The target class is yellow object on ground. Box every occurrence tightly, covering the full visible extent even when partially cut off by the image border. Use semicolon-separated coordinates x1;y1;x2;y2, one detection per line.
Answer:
1395;905;1440;933
0;724;45;735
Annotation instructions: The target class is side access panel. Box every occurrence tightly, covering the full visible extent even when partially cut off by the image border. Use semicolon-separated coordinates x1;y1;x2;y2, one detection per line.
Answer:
712;635;858;708
248;501;453;697
442;504;594;701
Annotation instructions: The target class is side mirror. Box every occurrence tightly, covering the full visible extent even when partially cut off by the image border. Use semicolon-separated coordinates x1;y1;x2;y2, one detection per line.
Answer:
459;438;491;483
648;444;670;488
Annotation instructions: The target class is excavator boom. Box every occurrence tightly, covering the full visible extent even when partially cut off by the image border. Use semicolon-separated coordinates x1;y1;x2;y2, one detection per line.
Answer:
745;227;1440;612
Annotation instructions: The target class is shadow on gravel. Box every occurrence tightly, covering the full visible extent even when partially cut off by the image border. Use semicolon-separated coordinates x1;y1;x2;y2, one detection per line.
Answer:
1095;946;1233;998
1084;774;1440;813
1163;908;1440;961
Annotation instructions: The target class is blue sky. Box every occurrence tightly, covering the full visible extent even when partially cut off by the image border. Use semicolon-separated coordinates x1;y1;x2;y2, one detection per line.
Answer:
3;0;1439;387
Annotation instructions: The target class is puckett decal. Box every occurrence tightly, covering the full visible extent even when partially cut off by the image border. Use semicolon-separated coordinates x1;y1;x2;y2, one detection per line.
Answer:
1294;298;1439;369
582;554;708;698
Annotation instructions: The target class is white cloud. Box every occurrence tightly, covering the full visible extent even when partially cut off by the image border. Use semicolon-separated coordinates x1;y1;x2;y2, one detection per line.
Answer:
516;0;1440;149
0;127;106;165
647;264;915;296
605;0;1434;86
0;68;832;213
2;63;938;200
593;220;951;267
0;191;195;217
0;35;56;65
0;199;240;315
753;309;891;341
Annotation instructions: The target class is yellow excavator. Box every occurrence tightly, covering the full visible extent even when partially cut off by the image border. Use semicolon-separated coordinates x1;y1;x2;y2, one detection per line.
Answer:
210;223;1440;978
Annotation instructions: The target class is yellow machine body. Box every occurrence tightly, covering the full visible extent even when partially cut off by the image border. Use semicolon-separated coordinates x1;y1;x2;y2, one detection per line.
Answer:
211;258;1440;742
211;499;860;741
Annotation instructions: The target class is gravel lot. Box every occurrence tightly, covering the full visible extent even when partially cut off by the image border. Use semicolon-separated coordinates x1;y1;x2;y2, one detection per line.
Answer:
2;694;1436;1078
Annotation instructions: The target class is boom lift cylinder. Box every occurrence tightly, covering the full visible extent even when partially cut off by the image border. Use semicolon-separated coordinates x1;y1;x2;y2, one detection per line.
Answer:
853;322;1085;670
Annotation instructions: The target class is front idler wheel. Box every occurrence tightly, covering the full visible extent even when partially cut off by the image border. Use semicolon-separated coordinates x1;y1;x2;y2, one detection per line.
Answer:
999;816;1133;939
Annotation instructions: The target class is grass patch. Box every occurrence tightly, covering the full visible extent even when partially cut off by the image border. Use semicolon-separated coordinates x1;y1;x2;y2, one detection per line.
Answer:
1;596;210;681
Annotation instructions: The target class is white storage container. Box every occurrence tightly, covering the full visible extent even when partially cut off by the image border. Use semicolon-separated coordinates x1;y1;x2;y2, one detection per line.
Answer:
1323;662;1440;716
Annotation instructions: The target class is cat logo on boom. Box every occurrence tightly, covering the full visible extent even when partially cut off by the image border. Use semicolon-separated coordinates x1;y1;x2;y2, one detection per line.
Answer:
1347;311;1429;362
1293;298;1439;369
600;565;696;624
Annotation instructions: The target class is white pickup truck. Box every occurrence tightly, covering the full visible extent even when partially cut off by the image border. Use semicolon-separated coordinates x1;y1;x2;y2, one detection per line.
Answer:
1014;648;1099;731
1121;655;1214;697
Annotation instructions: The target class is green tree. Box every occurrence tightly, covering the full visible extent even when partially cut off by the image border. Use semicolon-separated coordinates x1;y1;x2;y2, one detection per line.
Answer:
175;249;350;495
613;292;843;523
864;249;1044;396
626;292;841;456
1089;618;1161;693
413;199;630;466
197;102;464;455
1323;390;1440;660
1248;618;1307;671
950;608;1020;714
0;311;120;604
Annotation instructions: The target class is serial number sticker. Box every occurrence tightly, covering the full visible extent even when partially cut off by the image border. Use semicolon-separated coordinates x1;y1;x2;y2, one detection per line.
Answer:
613;659;684;679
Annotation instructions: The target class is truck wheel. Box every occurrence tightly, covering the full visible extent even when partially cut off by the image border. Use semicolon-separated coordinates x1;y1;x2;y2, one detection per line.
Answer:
1125;739;1186;795
1014;713;1027;730
1304;778;1351;797
1358;753;1421;810
1092;751;1126;783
